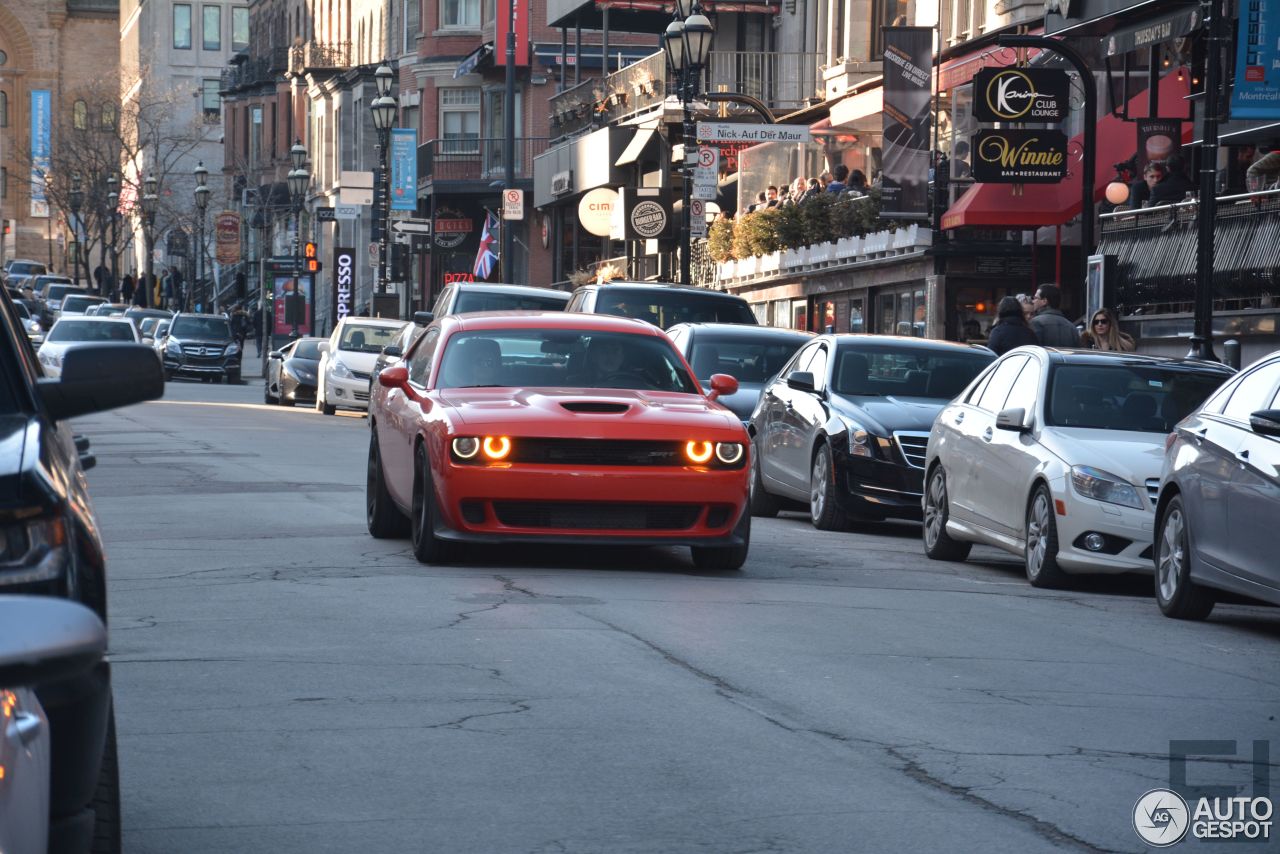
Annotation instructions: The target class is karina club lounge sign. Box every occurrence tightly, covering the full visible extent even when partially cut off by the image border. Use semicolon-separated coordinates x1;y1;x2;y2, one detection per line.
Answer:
972;68;1069;122
971;130;1068;183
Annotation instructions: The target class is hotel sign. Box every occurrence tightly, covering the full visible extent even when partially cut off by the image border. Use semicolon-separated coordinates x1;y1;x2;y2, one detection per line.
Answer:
971;130;1068;183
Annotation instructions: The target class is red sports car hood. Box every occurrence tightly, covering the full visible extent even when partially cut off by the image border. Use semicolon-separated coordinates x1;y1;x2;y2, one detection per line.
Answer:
439;387;745;439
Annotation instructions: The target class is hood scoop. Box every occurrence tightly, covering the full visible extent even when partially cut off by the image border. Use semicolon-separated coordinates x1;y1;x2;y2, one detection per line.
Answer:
559;401;631;414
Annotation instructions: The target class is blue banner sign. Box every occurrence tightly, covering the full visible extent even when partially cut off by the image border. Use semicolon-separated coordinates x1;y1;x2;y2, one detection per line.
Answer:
1232;0;1280;119
389;128;418;212
30;89;51;218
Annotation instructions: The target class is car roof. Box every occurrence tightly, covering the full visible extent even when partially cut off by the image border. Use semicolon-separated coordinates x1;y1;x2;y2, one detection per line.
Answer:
451;283;570;299
173;312;229;319
821;333;994;354
339;316;405;327
52;316;134;325
578;282;749;299
675;322;813;339
1039;348;1236;373
449;310;662;335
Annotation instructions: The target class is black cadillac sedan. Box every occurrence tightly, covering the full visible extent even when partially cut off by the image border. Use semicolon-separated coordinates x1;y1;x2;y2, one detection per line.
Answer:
265;336;323;406
667;322;813;424
748;334;995;529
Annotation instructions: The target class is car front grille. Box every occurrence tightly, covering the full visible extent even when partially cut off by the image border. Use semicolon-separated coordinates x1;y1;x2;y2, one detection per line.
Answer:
1145;478;1160;506
351;370;372;382
492;501;701;530
893;432;930;469
182;344;225;358
353;390;370;402
510;438;686;467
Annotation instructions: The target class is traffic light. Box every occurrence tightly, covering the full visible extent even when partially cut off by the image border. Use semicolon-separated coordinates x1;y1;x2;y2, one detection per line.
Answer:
304;241;322;273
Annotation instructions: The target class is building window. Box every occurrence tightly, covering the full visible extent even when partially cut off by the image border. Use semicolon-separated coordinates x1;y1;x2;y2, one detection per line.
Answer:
232;7;249;51
872;0;912;57
100;103;116;128
482;0;495;25
174;3;193;49
403;0;420;53
0;91;7;127
1;167;7;198
73;100;88;130
441;0;479;29
203;6;222;51
202;79;221;122
440;87;480;153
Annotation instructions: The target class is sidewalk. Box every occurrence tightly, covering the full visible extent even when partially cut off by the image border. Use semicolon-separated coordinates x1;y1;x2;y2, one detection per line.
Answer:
240;345;267;381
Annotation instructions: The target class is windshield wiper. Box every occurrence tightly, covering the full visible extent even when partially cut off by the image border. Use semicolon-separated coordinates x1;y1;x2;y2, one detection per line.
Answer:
457;384;504;388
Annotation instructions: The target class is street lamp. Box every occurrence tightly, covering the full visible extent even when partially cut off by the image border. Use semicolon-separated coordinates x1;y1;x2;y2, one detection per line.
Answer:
106;173;119;299
141;174;158;309
194;161;210;312
663;5;714;286
370;70;397;296
287;144;310;339
69;172;84;288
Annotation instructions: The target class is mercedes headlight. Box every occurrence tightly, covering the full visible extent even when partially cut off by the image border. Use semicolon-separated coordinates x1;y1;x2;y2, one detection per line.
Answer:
330;360;354;379
166;340;182;355
225;342;240;356
1070;466;1144;509
846;420;873;458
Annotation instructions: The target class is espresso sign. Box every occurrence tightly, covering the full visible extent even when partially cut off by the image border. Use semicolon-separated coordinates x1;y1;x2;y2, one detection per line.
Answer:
972;130;1069;183
973;68;1070;123
332;246;355;327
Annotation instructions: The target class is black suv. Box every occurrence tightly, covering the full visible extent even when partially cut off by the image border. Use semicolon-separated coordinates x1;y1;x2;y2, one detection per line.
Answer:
159;312;242;383
1;287;163;852
566;282;758;329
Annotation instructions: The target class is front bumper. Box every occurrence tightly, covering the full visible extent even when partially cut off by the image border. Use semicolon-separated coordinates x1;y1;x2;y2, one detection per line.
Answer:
435;462;749;545
325;374;372;409
1053;488;1155;574
163;354;241;378
835;455;925;520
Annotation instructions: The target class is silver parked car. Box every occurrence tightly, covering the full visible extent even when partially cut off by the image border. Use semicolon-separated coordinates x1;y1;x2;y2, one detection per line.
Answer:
1154;350;1280;619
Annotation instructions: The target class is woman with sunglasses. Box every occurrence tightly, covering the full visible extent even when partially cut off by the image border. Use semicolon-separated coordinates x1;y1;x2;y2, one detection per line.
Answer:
1081;308;1135;352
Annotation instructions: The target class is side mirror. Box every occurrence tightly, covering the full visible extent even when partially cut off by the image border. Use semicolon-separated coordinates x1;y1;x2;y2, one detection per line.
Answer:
413;311;434;325
786;371;816;393
706;373;739;402
318;341;330;355
996;407;1032;433
0;597;107;689
382;344;404;359
1249;409;1280;438
268;350;283;360
38;344;164;420
379;365;410;389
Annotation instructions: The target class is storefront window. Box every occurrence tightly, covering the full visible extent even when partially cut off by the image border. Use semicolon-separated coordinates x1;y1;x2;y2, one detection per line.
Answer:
791;300;807;330
954;288;996;342
847;298;864;333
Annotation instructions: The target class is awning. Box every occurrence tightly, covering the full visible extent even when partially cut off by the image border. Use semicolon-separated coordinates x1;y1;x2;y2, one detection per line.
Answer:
454;44;494;79
1103;5;1201;56
942;71;1191;230
615;127;662;167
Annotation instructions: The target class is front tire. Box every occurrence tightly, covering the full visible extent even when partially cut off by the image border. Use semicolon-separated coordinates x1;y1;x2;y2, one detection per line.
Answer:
1025;484;1069;588
1155;495;1215;620
749;444;781;518
691;509;750;571
91;703;122;854
809;444;846;531
922;465;971;561
367;432;409;538
410;445;451;564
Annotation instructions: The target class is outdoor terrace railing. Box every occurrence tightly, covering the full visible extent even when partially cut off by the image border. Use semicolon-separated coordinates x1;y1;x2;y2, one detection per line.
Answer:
290;41;351;74
417;137;549;184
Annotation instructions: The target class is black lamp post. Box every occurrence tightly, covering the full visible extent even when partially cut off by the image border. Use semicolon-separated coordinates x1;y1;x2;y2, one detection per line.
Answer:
69;172;84;287
106;174;119;299
288;141;310;339
141;174;158;309
663;3;714;286
371;64;397;297
194;161;210;312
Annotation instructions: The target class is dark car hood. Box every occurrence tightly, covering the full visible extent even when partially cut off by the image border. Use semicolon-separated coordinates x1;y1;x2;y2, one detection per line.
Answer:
831;394;948;435
711;382;765;422
171;337;233;346
285;356;319;371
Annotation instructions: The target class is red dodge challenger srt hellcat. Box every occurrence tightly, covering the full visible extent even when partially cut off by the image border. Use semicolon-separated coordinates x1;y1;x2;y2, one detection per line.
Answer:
366;311;752;569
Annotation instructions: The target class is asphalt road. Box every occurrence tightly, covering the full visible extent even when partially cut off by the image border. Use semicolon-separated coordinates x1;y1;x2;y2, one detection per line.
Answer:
74;378;1280;854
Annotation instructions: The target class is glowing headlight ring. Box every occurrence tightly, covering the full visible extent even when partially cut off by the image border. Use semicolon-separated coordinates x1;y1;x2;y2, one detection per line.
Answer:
482;436;512;460
686;440;714;464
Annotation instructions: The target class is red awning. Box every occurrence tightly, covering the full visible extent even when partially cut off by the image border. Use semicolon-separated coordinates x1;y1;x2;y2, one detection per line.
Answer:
938;34;1043;92
941;71;1192;231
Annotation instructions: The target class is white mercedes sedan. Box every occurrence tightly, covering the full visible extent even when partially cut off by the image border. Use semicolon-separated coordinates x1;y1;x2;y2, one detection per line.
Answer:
921;347;1233;587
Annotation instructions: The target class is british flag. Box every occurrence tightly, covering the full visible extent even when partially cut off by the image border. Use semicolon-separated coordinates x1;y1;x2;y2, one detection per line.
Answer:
472;211;500;279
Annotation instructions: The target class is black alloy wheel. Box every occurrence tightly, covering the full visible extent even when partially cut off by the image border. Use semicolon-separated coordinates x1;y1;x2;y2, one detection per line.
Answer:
367;432;410;538
410;445;451;564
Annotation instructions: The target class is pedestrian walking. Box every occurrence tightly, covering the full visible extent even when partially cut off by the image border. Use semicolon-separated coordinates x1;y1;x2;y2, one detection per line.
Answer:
986;296;1040;355
1080;308;1135;352
1028;284;1081;348
250;304;263;356
122;273;136;305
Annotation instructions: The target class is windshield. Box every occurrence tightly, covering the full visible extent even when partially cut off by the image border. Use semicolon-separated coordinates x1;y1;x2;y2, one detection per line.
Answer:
1046;365;1227;433
689;335;809;383
340;323;403;353
595;289;756;329
48;320;135;343
293;340;322;360
170;317;232;339
14;303;29;319
10;262;46;276
62;296;104;312
436;329;698;393
48;285;86;302
833;346;994;398
453;291;568;314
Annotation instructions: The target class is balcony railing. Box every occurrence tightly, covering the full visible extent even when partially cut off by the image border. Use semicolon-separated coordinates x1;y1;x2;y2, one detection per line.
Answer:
418;137;549;185
549;50;827;140
1100;188;1280;312
220;49;290;92
290;41;351;74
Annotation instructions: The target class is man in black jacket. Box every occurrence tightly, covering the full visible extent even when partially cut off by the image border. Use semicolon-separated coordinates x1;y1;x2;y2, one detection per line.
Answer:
1029;284;1081;347
1147;153;1197;206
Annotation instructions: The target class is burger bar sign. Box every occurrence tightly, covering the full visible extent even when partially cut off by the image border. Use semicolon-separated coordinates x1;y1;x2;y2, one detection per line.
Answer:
623;189;671;241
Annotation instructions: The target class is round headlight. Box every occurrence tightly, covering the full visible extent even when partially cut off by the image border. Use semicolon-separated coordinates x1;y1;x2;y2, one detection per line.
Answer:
482;436;511;460
685;440;714;464
715;442;744;464
451;437;480;459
